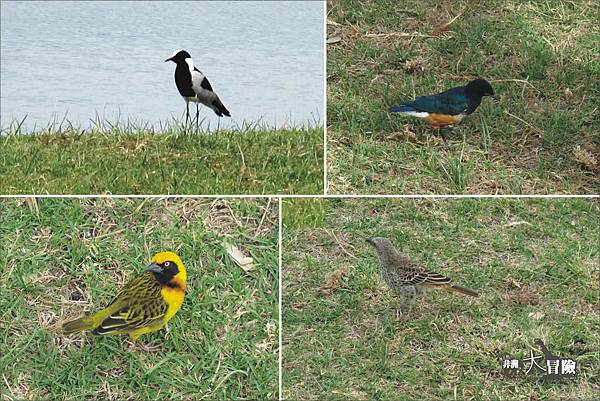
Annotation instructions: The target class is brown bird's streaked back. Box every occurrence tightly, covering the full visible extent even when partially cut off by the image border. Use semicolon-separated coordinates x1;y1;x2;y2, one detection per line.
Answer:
366;237;479;298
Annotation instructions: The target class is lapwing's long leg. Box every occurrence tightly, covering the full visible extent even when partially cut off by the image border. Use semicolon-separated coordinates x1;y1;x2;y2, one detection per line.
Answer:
185;102;190;129
195;104;199;133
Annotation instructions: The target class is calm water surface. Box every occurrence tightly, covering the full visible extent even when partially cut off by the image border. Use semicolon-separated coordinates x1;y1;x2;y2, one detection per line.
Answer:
0;1;324;131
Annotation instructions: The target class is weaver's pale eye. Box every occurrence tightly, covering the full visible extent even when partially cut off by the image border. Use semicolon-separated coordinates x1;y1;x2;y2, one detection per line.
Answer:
164;261;171;267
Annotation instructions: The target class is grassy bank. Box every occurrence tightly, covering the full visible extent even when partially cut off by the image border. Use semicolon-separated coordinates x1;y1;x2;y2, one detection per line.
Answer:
327;0;599;194
0;197;278;400
0;125;323;194
283;198;599;400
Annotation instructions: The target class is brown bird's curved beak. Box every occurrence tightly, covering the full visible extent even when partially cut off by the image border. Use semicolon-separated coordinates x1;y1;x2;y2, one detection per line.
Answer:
146;262;163;274
365;238;374;245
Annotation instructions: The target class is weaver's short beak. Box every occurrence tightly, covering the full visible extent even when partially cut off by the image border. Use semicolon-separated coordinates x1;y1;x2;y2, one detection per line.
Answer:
146;263;163;274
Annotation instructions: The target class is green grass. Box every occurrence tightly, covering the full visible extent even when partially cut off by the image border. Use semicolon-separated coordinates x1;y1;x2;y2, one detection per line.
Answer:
282;198;599;400
0;123;323;194
0;197;278;400
282;198;327;230
327;0;599;194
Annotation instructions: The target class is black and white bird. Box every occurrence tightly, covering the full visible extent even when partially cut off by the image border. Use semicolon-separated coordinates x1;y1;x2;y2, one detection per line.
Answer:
165;49;230;127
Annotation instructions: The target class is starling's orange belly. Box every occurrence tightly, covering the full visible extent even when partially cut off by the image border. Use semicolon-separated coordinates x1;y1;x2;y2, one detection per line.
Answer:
425;113;464;127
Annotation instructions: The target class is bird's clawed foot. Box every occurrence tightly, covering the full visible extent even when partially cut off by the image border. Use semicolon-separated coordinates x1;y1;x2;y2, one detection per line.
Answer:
395;306;412;321
138;342;162;352
127;339;161;352
440;131;449;147
395;300;417;321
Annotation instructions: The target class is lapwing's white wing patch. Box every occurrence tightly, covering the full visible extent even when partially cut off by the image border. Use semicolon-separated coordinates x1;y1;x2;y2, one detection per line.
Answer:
190;68;218;105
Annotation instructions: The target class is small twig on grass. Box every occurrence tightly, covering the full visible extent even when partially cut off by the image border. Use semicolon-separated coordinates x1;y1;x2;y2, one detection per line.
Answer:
255;198;272;236
134;198;150;213
25;197;39;218
504;221;533;228
237;142;246;174
3;373;14;396
491;78;543;94
504;111;545;137
210;352;223;384
223;200;243;228
326;230;357;259
365;32;435;39
432;7;466;35
94;228;128;240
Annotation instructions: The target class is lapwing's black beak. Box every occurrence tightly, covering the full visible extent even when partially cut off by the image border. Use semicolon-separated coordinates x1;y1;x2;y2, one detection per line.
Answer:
165;57;172;63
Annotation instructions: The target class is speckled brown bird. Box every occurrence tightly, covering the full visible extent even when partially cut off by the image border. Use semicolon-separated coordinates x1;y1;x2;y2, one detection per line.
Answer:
366;237;479;305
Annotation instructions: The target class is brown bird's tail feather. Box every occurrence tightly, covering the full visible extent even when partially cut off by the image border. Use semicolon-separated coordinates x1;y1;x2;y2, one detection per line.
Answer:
61;316;95;334
448;284;480;297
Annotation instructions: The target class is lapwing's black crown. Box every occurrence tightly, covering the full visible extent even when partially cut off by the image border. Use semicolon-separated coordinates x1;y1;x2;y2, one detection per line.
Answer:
167;49;191;63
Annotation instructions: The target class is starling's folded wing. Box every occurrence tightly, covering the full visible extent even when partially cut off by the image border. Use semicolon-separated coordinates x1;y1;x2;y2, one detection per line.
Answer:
403;88;469;116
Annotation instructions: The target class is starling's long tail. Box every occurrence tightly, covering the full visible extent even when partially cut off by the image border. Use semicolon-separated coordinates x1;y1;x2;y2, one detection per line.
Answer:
389;104;415;113
448;284;480;297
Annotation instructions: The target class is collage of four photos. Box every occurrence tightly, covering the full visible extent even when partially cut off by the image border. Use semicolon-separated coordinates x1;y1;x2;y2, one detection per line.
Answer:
0;1;598;400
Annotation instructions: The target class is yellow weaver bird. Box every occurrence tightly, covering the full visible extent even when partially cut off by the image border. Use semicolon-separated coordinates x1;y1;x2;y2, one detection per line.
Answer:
61;251;186;341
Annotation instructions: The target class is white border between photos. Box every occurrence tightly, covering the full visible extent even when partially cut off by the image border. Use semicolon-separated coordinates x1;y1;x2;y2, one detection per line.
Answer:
1;2;598;400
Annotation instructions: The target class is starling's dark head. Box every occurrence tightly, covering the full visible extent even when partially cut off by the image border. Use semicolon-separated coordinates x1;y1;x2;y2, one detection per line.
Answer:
465;78;495;99
165;49;192;63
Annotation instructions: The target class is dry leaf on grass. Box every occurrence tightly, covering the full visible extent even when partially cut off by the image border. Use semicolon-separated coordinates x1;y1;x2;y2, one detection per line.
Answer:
327;35;342;44
504;291;539;305
384;130;418;143
573;145;599;172
224;241;254;272
403;59;425;74
25;197;39;217
318;269;348;296
528;311;545;320
504;220;533;228
432;8;466;35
